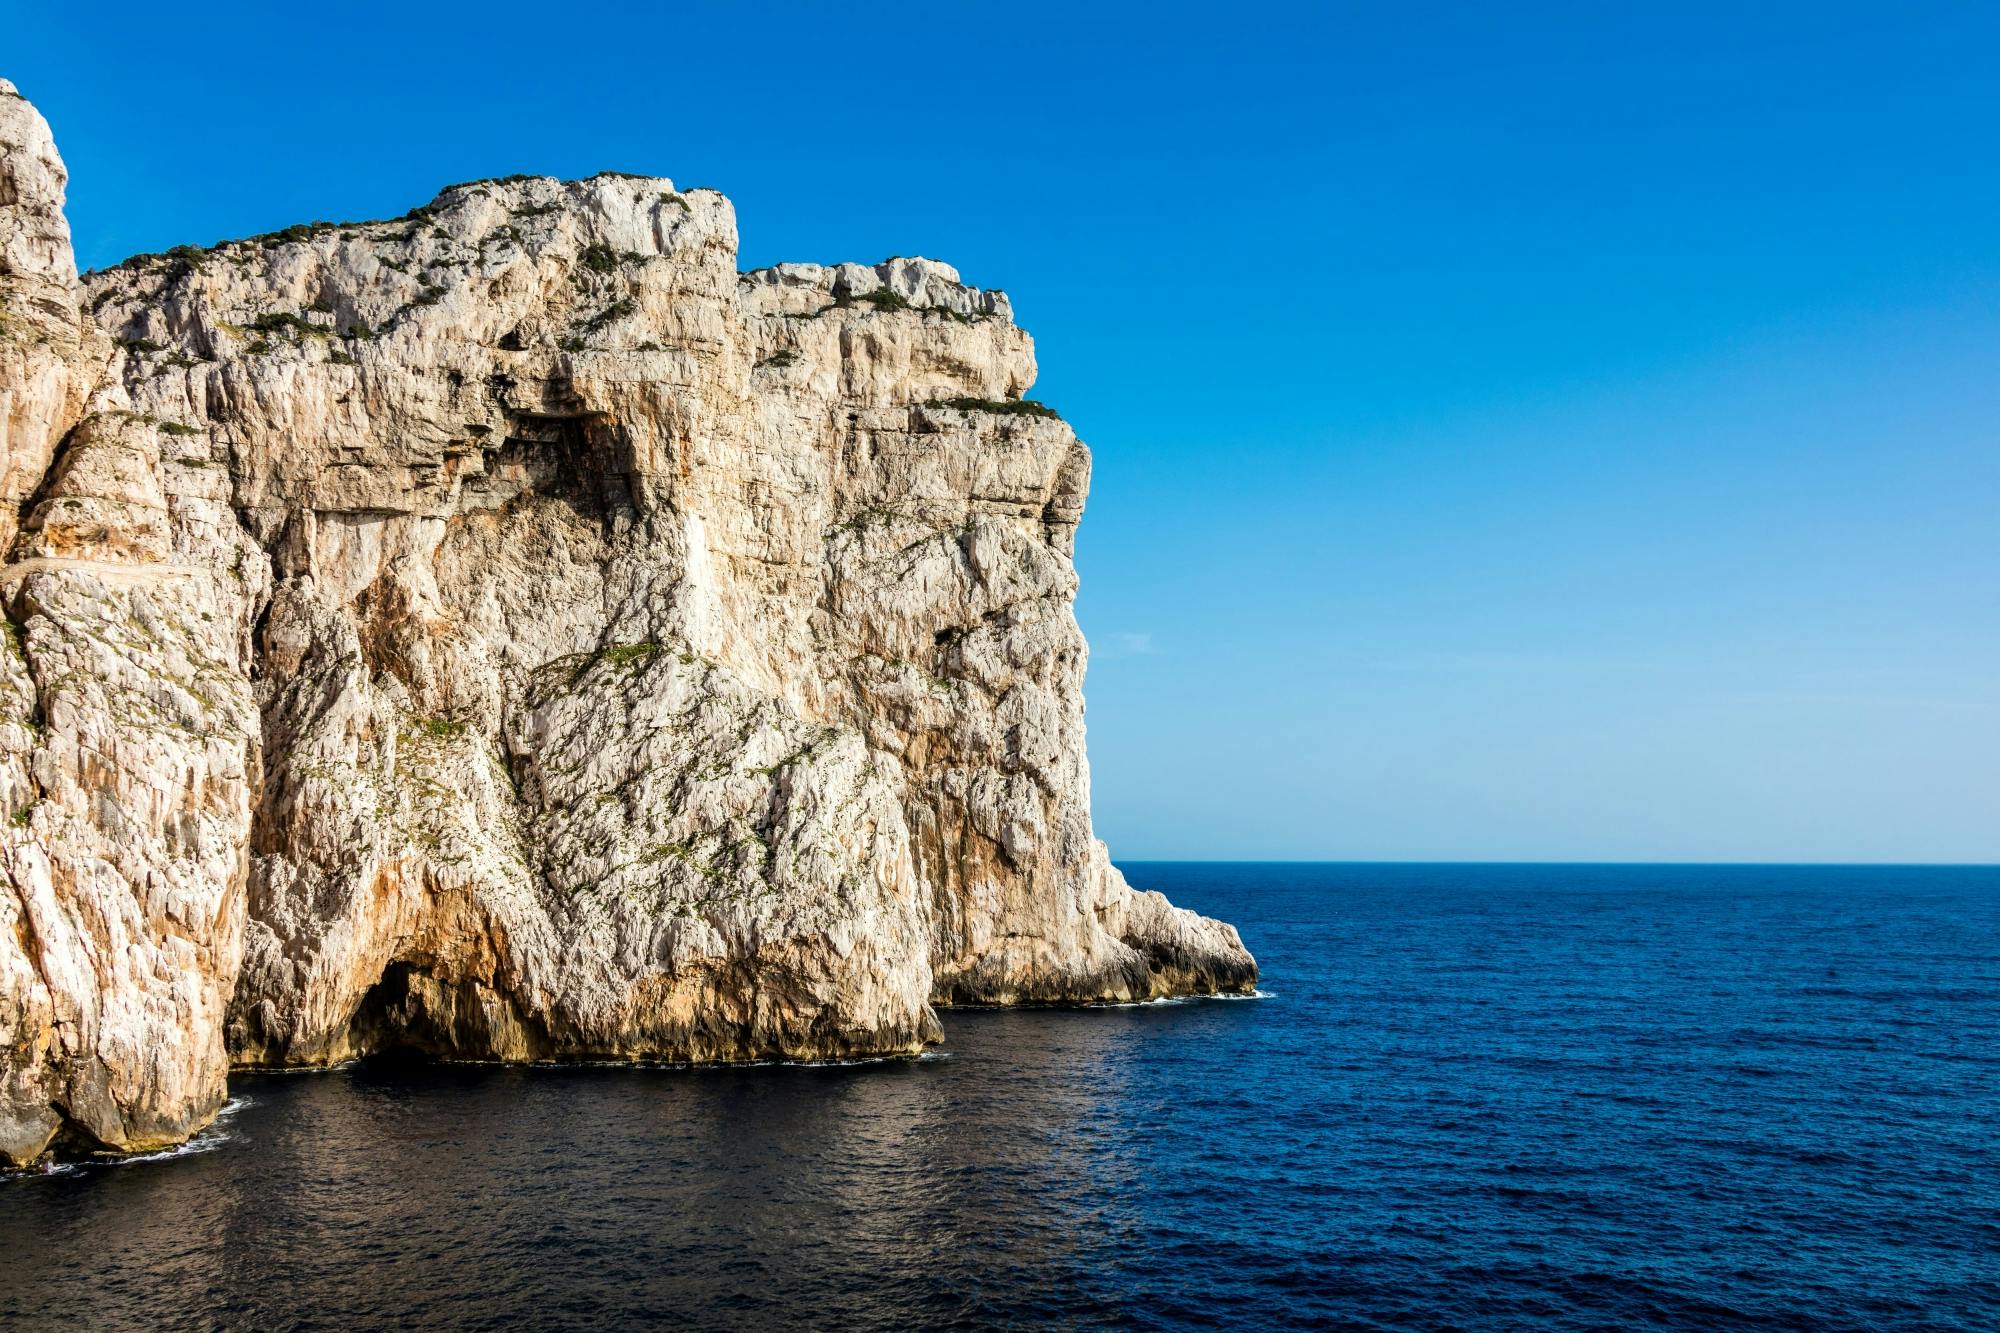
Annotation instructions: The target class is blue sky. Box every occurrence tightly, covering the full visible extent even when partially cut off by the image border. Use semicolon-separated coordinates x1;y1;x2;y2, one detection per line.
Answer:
13;2;1997;861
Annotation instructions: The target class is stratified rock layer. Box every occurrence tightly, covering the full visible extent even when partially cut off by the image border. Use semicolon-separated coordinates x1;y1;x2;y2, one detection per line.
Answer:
0;79;1254;1165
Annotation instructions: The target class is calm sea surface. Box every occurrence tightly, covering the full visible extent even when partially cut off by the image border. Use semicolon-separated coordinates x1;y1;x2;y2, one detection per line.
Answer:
3;863;1997;1330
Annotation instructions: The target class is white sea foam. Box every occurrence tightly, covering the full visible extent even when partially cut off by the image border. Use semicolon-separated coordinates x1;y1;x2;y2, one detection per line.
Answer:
1086;988;1274;1009
106;1132;231;1168
3;1097;253;1182
107;1096;251;1168
508;1050;940;1071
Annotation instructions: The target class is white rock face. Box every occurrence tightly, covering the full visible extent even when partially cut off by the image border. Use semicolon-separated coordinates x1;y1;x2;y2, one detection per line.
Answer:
0;85;1254;1165
2;84;261;1162
0;80;102;552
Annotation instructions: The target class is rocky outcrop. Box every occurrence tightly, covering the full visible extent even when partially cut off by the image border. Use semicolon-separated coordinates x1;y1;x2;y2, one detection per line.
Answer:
0;80;101;552
0;80;1254;1166
1;81;261;1164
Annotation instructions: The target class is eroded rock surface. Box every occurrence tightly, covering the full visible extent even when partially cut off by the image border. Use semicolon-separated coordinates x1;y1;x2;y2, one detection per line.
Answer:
0;80;1253;1165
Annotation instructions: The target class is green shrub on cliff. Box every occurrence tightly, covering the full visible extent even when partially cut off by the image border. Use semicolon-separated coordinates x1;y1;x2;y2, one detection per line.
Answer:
935;397;1062;420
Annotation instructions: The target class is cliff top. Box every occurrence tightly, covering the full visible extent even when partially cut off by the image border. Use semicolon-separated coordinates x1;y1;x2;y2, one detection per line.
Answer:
88;172;1011;323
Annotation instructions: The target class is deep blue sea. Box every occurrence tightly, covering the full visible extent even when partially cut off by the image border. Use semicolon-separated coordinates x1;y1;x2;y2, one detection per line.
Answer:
3;863;1997;1330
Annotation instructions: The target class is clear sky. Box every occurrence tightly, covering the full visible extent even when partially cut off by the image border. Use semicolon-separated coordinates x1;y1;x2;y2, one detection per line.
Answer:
12;2;1997;862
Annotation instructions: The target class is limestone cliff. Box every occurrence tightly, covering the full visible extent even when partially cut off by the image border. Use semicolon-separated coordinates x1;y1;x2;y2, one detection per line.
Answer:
0;79;1254;1166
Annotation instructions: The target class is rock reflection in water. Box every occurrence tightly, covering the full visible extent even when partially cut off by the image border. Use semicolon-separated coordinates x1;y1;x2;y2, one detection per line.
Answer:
0;1010;1171;1329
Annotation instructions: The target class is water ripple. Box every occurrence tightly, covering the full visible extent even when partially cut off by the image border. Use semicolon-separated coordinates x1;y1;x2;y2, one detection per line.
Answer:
2;863;1996;1330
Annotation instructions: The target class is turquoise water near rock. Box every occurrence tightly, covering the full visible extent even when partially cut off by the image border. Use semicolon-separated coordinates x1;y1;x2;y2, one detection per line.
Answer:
4;863;1996;1329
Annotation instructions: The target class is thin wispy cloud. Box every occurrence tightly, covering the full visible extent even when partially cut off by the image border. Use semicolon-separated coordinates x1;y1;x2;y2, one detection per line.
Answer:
1099;632;1156;659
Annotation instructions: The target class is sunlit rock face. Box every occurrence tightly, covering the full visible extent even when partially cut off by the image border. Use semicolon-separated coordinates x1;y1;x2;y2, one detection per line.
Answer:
0;80;1254;1165
0;80;260;1165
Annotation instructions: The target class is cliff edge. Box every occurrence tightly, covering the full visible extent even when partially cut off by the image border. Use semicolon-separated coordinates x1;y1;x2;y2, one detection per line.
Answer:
0;79;1254;1166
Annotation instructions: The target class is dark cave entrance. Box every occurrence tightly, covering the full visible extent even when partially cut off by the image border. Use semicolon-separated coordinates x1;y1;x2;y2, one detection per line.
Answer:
342;959;550;1065
346;961;450;1062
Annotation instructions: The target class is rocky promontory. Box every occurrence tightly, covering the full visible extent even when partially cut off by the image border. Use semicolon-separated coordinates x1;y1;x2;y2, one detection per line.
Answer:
0;78;1254;1166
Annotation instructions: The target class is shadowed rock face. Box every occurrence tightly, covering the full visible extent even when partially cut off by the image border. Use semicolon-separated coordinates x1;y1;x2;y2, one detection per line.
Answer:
0;79;1254;1165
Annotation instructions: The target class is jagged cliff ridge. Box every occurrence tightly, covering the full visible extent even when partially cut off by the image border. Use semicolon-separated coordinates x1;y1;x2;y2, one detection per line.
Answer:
0;79;1255;1166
